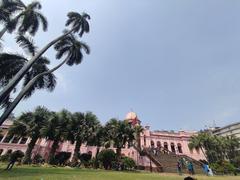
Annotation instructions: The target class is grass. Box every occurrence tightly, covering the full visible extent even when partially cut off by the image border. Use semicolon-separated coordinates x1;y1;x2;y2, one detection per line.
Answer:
0;164;239;180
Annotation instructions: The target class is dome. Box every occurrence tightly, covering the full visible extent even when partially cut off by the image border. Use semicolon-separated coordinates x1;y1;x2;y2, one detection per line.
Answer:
125;112;138;120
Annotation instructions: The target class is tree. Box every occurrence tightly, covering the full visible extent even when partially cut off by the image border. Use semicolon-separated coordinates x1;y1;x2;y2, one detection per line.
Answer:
133;125;144;149
0;32;90;125
0;0;47;39
41;110;70;164
0;11;90;111
0;34;56;109
68;111;100;166
188;132;209;160
105;119;135;161
8;106;51;164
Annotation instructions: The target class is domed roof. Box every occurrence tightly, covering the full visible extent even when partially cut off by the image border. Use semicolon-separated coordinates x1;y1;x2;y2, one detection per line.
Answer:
125;111;138;120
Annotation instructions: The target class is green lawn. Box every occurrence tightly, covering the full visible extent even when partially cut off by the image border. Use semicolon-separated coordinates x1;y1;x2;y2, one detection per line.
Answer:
0;165;239;180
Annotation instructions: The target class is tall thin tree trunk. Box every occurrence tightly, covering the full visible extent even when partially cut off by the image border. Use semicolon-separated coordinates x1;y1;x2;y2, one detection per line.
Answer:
71;139;82;166
0;59;67;125
116;147;121;162
48;140;59;164
22;136;38;164
0;27;7;39
94;146;100;169
0;28;75;114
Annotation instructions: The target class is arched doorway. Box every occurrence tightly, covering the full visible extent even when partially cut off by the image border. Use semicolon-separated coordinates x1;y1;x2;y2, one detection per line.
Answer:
170;143;175;153
177;143;183;153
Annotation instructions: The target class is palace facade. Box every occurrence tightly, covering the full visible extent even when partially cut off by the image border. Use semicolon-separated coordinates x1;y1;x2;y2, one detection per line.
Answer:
0;112;205;171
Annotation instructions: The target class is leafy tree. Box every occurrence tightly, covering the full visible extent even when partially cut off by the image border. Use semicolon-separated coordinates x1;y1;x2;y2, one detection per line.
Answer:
0;35;56;109
68;112;99;166
8;106;51;164
105;119;135;160
0;32;89;125
0;11;90;126
0;0;47;39
41;110;70;164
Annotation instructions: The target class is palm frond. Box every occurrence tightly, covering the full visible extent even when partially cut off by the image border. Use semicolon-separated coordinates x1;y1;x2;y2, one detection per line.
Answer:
16;34;37;56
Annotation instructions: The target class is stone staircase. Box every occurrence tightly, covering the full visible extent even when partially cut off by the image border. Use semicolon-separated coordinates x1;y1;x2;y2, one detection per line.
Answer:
136;146;203;173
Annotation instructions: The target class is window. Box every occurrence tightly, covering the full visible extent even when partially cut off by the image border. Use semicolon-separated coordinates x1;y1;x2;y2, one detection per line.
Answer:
6;149;12;154
157;141;161;148
150;140;155;148
171;143;175;153
2;134;12;143
143;135;146;146
11;136;20;144
164;142;168;150
177;143;182;153
0;134;3;142
20;137;28;144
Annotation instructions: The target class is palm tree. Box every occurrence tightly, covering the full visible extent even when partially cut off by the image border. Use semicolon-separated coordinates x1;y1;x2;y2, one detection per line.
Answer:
188;133;208;160
133;125;144;149
8;106;51;164
0;33;89;125
0;0;48;39
0;34;56;109
225;135;240;161
105;119;135;160
68;112;100;166
0;12;90;125
41;110;70;164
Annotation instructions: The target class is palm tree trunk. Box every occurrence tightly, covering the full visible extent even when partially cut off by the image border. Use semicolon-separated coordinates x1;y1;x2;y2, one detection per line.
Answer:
116;147;121;161
0;28;75;115
94;146;100;169
0;27;7;39
22;136;38;164
200;147;208;161
0;58;67;125
48;140;59;164
71;139;82;166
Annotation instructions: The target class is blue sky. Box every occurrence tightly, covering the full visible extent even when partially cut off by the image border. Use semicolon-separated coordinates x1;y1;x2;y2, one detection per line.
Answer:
3;0;240;131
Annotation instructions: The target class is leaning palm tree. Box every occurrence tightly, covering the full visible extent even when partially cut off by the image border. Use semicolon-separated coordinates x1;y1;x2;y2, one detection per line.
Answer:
0;12;90;124
0;0;47;39
8;106;51;164
68;111;100;166
41;110;70;164
0;33;89;124
0;34;56;109
188;132;209;160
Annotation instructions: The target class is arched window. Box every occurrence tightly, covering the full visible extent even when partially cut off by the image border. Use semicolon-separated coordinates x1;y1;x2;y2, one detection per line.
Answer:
20;137;28;144
143;135;146;146
11;136;20;144
3;133;12;143
171;143;175;153
6;149;12;154
164;142;168;150
177;143;183;153
157;141;161;148
0;134;3;142
150;140;155;148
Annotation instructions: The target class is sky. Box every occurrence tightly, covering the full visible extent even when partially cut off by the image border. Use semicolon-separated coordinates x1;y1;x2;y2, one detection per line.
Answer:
2;0;240;131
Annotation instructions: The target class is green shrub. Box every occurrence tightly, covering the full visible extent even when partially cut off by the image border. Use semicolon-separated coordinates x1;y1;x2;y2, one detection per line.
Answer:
0;154;10;162
121;157;136;170
32;154;45;164
210;160;236;174
98;149;116;170
79;153;92;168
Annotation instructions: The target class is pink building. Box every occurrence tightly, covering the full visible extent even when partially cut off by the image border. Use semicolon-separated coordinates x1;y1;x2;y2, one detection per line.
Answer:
0;112;205;172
